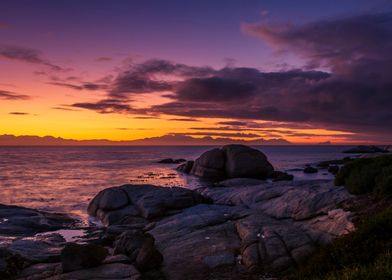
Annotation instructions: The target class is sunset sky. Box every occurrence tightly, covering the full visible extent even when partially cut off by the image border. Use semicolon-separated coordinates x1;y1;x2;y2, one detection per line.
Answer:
1;0;391;144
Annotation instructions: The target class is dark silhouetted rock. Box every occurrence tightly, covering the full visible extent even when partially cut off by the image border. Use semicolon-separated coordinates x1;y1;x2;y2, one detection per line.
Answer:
270;171;294;182
190;145;274;180
158;158;186;164
304;166;318;173
343;145;389;154
190;148;226;179
0;247;25;279
176;160;194;174
61;243;108;272
328;165;339;174
223;144;274;178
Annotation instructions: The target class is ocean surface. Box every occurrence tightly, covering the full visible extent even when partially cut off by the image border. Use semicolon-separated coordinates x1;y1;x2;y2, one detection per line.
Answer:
0;145;353;221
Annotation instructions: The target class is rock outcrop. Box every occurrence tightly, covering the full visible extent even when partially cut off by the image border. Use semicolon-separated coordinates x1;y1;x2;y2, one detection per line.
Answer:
86;179;354;279
0;204;76;237
188;145;274;180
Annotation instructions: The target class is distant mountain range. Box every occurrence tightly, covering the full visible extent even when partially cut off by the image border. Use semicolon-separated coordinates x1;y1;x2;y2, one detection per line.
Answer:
0;134;292;146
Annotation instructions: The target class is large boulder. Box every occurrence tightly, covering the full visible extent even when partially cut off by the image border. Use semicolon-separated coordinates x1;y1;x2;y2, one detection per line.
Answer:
88;184;206;226
190;145;274;180
190;148;226;178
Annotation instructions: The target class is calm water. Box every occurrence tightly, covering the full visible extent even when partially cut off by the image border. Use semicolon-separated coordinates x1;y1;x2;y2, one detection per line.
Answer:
0;145;352;221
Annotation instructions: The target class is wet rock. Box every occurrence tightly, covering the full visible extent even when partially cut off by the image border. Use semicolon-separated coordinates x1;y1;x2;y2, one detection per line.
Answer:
175;160;194;174
61;243;108;272
0;204;75;237
303;166;318;173
8;233;66;263
190;145;274;180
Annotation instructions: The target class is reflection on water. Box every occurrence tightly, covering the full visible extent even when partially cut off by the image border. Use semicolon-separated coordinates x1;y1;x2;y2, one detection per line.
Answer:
0;145;349;221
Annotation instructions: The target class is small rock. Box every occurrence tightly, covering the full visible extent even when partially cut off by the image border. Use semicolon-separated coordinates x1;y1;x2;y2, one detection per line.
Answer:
270;171;294;181
303;166;318;173
61;243;108;272
176;160;194;174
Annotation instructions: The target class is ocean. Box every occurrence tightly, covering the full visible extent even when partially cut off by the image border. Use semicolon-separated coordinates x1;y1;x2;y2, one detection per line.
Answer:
0;145;352;221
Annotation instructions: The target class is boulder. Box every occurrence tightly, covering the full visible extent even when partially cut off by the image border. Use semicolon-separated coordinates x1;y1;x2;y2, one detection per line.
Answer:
190;148;226;178
223;145;274;178
270;171;294;182
61;243;108;272
190;145;274;180
88;184;206;226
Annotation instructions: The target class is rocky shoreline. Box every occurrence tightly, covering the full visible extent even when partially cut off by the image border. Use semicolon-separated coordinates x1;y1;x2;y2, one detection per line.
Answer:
1;145;388;280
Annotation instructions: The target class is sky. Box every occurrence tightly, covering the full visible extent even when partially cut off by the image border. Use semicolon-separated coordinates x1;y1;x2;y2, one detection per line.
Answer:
1;0;391;144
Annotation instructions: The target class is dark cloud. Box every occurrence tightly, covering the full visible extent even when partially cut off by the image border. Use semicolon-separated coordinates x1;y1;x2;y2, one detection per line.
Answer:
169;118;199;122
0;90;30;100
49;82;107;91
65;13;392;140
108;59;214;98
70;99;135;114
8;112;29;115
0;46;64;71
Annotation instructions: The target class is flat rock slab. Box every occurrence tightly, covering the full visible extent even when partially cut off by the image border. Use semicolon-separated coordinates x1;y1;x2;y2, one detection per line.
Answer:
0;204;76;237
8;233;66;263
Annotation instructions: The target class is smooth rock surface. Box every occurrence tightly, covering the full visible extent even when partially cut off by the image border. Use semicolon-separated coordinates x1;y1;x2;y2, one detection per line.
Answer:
88;184;206;225
88;179;354;278
190;145;274;180
0;204;75;237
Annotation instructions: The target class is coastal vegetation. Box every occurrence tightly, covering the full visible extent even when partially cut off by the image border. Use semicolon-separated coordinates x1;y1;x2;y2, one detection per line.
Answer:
290;155;392;280
335;154;392;196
